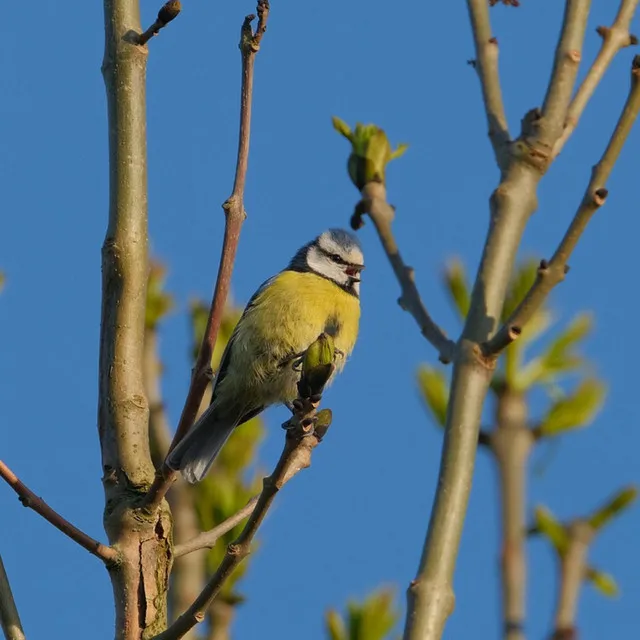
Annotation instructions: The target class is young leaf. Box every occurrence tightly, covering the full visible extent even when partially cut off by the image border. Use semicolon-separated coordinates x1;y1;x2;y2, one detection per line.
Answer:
585;566;619;598
145;260;174;330
417;366;449;427
588;486;638;531
533;505;569;555
538;378;606;437
327;589;398;640
540;313;592;374
442;259;470;320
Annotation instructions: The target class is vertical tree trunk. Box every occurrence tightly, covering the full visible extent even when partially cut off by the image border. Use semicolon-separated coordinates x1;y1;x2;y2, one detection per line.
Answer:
101;2;172;638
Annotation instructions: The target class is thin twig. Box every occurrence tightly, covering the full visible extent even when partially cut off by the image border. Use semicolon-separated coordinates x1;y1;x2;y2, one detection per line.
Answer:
550;522;593;640
151;404;328;640
553;0;639;158
486;55;640;355
0;554;25;640
534;0;592;156
174;497;258;558
353;183;455;364
143;0;270;512
466;0;511;171
0;461;118;564
138;1;182;46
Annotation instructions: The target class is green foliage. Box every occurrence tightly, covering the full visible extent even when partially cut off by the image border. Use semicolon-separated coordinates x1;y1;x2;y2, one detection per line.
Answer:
189;299;242;369
442;259;470;319
538;378;606;437
586;567;619;598
332;117;407;190
325;588;399;640
188;297;265;604
588;486;638;531
145;261;174;330
532;505;569;556
516;314;592;390
416;365;449;427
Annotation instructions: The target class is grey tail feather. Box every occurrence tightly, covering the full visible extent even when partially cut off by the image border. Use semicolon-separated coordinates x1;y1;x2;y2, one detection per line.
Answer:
166;409;235;484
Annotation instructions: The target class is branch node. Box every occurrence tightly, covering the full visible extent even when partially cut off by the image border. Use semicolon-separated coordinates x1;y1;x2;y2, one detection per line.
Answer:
630;34;639;47
593;187;608;206
567;49;581;64
595;25;609;40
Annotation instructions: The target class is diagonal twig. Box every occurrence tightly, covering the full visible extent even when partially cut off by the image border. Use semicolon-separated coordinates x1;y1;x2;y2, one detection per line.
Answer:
466;0;511;171
486;55;640;355
138;0;182;46
0;461;118;564
352;183;456;364
174;497;258;558
152;405;330;639
143;0;270;512
0;554;26;640
553;0;639;158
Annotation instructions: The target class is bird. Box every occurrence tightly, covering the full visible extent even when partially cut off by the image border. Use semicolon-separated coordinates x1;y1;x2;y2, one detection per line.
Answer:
167;228;364;484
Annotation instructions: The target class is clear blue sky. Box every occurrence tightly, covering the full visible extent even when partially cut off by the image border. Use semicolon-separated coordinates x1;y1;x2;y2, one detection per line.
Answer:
0;2;638;639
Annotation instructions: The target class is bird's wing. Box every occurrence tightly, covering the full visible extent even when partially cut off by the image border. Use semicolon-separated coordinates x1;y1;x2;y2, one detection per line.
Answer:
210;275;276;405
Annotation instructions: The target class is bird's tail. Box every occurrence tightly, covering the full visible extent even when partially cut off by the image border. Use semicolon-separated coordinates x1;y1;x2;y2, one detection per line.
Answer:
166;406;236;484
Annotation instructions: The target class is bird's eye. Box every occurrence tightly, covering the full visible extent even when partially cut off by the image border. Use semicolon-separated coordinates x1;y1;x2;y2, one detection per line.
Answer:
331;253;345;264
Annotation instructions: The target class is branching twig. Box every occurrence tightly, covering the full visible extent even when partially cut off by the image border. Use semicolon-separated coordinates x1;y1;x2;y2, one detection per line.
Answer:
535;0;592;155
174;497;258;558
403;6;594;640
353;182;455;364
138;0;182;46
152;403;330;640
553;0;639;158
0;461;118;564
0;554;25;640
486;55;640;354
550;522;593;640
143;0;270;512
466;0;511;170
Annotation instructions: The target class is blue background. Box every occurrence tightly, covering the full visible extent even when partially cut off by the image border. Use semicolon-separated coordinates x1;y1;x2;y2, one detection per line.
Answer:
0;1;638;638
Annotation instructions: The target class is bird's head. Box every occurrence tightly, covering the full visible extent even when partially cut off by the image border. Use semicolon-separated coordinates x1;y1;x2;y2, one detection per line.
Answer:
290;228;365;297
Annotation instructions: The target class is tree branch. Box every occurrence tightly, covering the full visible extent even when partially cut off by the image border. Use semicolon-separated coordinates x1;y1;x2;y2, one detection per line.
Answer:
0;554;26;640
143;0;270;512
138;0;182;46
402;7;593;639
353;183;455;364
0;461;118;564
486;55;640;354
535;0;592;156
549;522;593;640
466;0;511;170
553;0;639;158
151;405;330;640
490;392;534;640
174;497;258;558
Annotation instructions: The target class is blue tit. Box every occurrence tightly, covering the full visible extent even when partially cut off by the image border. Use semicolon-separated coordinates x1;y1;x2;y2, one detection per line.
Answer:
167;228;364;483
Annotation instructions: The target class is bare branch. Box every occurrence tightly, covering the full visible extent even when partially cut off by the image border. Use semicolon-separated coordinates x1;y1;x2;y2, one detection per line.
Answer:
0;554;26;640
490;393;534;640
466;0;511;170
353;182;455;364
0;461;118;564
553;0;639;158
174;497;258;558
138;0;182;46
143;0;270;512
486;56;640;354
152;405;330;640
400;5;593;634
550;522;594;640
535;0;592;155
